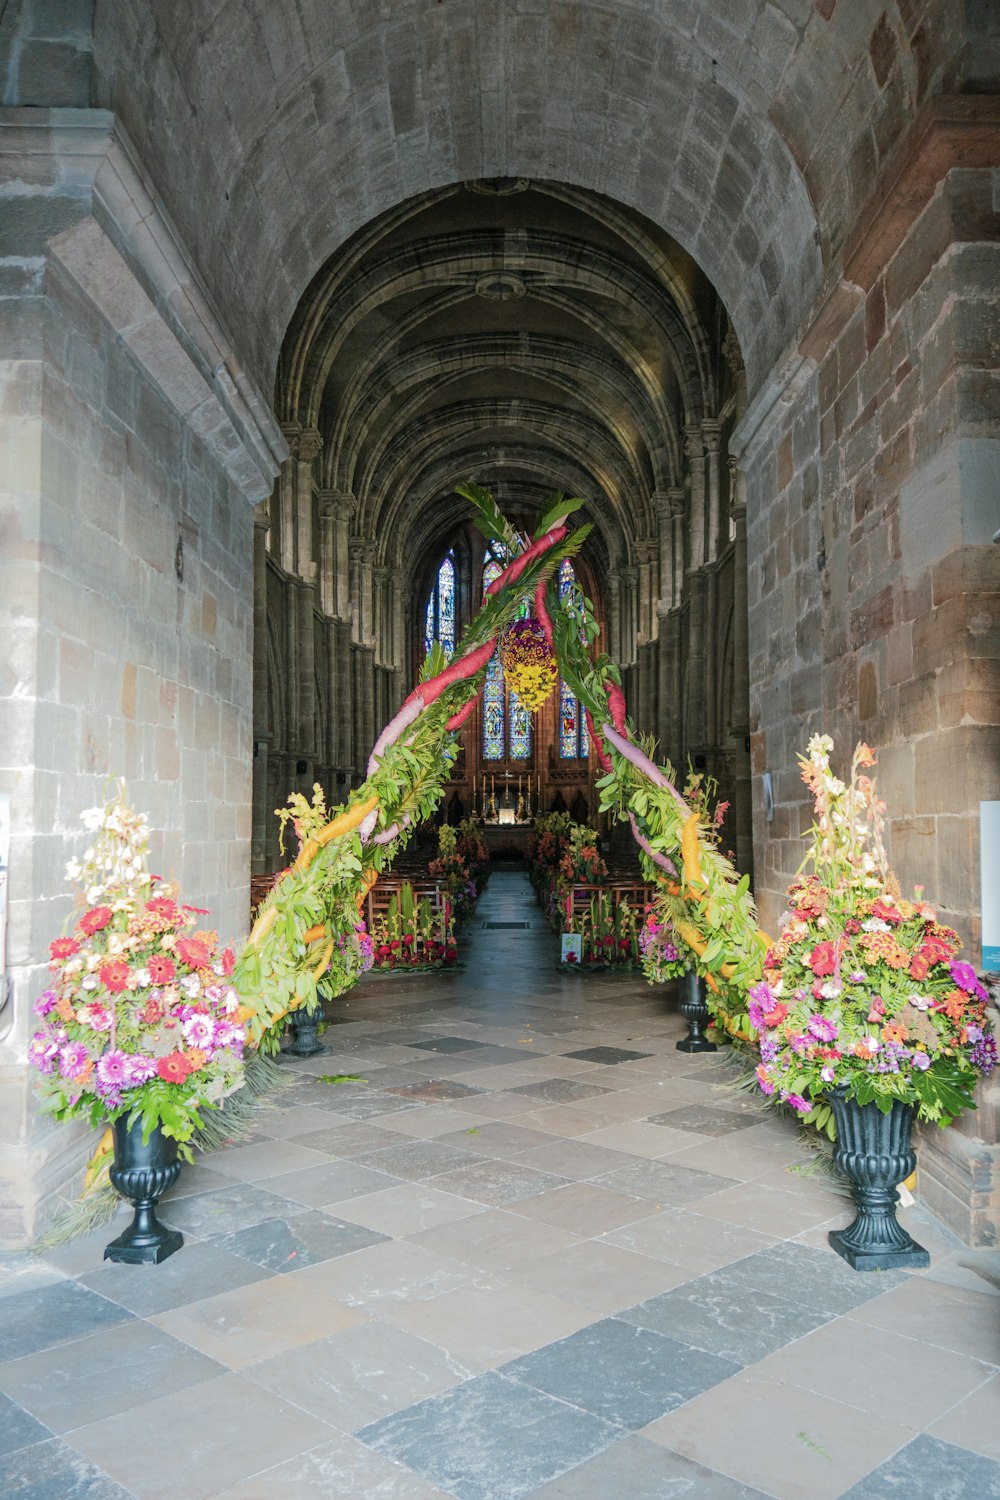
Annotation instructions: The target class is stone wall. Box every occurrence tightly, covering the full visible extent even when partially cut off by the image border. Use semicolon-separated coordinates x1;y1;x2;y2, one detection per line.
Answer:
0;109;282;1242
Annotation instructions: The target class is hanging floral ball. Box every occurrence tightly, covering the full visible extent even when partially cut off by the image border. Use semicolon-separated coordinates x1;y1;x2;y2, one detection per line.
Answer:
499;619;558;711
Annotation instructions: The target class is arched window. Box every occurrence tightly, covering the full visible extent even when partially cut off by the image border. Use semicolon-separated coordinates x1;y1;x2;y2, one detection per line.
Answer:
424;552;456;658
482;547;531;761
558;559;589;760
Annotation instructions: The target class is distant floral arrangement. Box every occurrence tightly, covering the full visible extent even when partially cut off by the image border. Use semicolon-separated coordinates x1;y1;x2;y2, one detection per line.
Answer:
750;738;995;1127
29;787;246;1155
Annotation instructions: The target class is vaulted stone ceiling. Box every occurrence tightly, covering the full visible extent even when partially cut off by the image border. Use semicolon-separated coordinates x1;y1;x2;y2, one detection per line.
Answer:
276;179;728;579
89;1;967;400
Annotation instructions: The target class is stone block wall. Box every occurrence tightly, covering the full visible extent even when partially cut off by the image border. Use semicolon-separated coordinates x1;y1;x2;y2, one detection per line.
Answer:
0;110;282;1242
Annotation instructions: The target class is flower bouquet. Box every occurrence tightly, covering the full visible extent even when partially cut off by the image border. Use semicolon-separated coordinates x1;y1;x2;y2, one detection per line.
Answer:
749;738;995;1127
29;787;247;1157
499;618;558;710
639;909;699;985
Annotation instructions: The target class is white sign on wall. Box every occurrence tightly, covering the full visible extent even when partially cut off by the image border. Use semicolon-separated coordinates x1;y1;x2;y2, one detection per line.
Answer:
982;801;1000;971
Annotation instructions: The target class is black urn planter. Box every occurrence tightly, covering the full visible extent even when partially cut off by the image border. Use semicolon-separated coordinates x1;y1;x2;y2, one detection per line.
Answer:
827;1087;929;1271
675;970;718;1054
104;1115;184;1265
285;1005;327;1058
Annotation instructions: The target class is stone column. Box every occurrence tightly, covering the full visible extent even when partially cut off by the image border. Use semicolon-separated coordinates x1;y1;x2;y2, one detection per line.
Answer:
373;565;389;665
684;426;706;572
318;491;355;620
606;569;622;662
251;510;272;873
293;428;322;580
296;578;316;758
636;537;658;642
656;600;671;753
334;619;353;769
316;492;338;617
730;463;753;873
653;491;673;611
350;538;377;646
702;419;721;564
624;565;639;664
277;422;300;571
669;487;685;606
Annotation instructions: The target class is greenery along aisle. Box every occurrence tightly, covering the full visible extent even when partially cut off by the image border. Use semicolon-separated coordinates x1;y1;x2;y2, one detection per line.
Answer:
234;484;769;1055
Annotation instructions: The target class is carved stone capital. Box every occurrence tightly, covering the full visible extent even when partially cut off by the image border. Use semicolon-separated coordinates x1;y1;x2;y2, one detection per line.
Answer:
372;565;390;585
668;485;686;518
636;537;659;565
253;508;271;533
700;419;721;456
683;424;704;463
295;427;323;464
317;490;356;522
350;537;377;563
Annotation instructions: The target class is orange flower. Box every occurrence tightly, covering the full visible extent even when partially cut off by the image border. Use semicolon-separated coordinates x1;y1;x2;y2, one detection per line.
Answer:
183;1048;208;1070
881;1022;908;1044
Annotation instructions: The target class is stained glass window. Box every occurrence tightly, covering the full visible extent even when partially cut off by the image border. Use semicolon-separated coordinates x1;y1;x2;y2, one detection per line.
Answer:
558;560;589;759
424;553;456;658
481;549;532;760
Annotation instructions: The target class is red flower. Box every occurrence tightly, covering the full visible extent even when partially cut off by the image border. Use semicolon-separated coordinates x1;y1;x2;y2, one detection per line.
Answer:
50;937;81;961
182;904;210;916
762;1001;789;1027
146;896;179;923
78;906;113;936
157;1051;193;1083
147;955;177;983
445;946;458;962
99;959;131;993
871;899;902;926
909;953;931;981
809;941;837;977
220;947;235;976
566;951;578;964
176;937;212;969
844;918;861;935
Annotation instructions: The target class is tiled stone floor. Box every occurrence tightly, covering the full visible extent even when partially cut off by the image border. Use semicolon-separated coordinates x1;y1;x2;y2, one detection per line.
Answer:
3;871;1000;1499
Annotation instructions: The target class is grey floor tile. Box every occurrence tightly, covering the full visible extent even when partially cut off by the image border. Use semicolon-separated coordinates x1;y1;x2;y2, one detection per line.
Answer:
0;1281;133;1362
0;1390;52;1457
529;1434;774;1498
208;1210;388;1271
263;1160;404;1207
839;1434;1000;1498
508;1079;612;1105
357;1369;620;1500
79;1239;272;1316
247;1320;476;1432
620;1269;832;1365
717;1239;908;1316
502;1316;739;1429
0;1436;135;1499
159;1181;308;1237
562;1047;653;1065
351;1140;488;1181
288;1122;410;1157
595;1158;739;1206
0;1318;223;1433
647;1105;764;1136
431;1160;569;1207
214;1431;454;1498
433;1122;558;1158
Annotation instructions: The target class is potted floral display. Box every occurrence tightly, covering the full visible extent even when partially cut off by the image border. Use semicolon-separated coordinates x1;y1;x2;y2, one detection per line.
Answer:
28;787;247;1263
747;737;996;1269
639;909;714;1052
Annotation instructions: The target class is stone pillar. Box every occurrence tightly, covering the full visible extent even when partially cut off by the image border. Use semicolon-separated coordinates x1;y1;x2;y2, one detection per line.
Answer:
373;565;389;665
316;492;338;617
668;487;685;605
730;464;753;874
656;600;671;753
251;511;272;873
293;428;322;580
275;422;300;570
704;567;718;750
318;491;355;620
636;537;658;642
653;491;673;611
624;565;639;664
702;419;721;564
684;426;706;572
350;538;377;646
296;578;317;758
606;569;622;662
334;619;353;770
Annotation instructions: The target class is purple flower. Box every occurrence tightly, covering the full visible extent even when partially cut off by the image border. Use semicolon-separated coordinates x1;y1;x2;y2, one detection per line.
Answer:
33;989;59;1017
807;1014;838;1042
949;960;988;1003
759;1038;779;1063
911;1051;932;1072
820;1065;836;1084
96;1050;130;1091
59;1041;91;1080
28;1033;60;1074
747;1000;766;1034
182;1013;215;1049
748;981;775;1008
781;1092;812;1115
971;1035;997;1075
661;942;679;963
213;1020;243;1050
122;1054;157;1087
